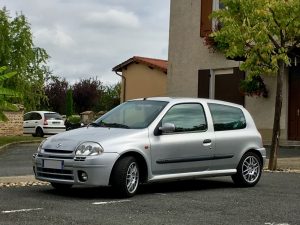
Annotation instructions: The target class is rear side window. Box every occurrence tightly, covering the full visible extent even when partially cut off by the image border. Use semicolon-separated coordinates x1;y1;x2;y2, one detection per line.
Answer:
31;113;42;120
208;103;246;131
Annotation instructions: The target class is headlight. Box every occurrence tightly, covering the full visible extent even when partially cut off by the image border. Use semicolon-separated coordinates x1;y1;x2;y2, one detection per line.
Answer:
37;139;47;153
75;142;104;156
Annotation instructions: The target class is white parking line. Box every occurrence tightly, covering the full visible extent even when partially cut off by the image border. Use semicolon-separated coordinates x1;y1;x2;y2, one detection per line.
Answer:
154;193;167;196
92;200;131;205
1;208;43;214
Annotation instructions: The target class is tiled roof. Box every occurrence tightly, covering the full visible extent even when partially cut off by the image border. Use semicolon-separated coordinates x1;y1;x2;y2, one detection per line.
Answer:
112;56;168;74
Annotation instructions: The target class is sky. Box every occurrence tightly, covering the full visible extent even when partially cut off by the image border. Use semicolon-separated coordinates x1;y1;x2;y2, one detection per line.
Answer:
0;0;170;85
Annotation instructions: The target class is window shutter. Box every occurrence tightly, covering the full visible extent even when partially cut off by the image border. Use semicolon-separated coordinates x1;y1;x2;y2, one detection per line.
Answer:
198;69;210;98
214;68;245;105
200;0;213;37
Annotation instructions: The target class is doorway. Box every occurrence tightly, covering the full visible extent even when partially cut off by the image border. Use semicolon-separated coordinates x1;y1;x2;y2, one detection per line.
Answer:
288;65;300;140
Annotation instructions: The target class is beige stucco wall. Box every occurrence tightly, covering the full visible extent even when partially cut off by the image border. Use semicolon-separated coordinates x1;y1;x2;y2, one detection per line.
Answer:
167;0;290;141
168;0;239;97
120;63;167;102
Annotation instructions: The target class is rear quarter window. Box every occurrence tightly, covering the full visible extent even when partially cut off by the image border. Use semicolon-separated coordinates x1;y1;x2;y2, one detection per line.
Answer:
208;103;246;131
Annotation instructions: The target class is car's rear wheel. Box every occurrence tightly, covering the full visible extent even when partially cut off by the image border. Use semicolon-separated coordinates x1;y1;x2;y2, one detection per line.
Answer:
232;152;262;187
111;156;140;197
51;182;73;190
35;127;44;137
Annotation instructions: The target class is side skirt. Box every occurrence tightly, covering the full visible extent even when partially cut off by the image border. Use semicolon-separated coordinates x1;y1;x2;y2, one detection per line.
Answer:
148;169;237;183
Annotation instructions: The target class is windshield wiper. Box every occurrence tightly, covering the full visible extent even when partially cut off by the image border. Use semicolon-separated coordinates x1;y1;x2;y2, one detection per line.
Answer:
102;122;130;129
88;122;100;127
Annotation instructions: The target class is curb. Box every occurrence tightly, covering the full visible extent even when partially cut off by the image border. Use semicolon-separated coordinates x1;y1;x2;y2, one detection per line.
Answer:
0;175;48;188
0;140;42;151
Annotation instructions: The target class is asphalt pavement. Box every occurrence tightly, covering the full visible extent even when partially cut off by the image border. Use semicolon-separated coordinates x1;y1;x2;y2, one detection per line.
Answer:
0;173;299;225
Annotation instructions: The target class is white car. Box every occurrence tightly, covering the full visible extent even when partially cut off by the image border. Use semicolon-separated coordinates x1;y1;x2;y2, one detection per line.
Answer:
23;111;66;137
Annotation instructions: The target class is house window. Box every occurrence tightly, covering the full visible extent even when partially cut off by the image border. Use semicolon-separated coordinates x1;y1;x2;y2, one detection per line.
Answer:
200;0;224;37
198;68;245;106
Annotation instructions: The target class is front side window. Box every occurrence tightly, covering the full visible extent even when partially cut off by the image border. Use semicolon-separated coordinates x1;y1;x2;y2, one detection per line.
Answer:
93;100;168;129
161;103;207;133
208;103;246;131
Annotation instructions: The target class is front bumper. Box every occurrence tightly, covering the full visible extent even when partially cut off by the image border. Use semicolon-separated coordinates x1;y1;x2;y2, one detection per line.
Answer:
32;152;119;186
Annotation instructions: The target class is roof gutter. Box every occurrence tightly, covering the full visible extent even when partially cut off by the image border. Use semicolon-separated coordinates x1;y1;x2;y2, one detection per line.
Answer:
115;71;126;102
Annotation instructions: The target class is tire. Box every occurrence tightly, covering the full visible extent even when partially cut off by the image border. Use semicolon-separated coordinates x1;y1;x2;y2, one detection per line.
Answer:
35;127;44;137
51;182;73;190
232;152;262;187
111;156;140;197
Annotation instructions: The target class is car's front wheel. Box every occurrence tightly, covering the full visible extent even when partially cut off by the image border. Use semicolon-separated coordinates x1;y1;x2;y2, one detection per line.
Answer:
111;156;140;197
232;152;262;187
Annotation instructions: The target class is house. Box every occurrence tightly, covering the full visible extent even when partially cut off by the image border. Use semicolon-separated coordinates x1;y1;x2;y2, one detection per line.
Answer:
167;0;300;141
112;56;168;102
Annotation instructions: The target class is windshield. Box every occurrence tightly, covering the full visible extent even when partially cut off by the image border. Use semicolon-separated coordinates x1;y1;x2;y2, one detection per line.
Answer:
45;113;63;120
93;100;168;129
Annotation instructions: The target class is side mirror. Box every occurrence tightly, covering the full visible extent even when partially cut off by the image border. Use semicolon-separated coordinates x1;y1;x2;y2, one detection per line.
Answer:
159;123;175;133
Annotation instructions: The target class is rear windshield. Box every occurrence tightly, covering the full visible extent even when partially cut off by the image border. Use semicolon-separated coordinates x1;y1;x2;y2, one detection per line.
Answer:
45;113;63;120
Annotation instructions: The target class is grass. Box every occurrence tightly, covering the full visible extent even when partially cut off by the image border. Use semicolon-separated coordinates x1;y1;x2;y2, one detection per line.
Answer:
0;136;43;147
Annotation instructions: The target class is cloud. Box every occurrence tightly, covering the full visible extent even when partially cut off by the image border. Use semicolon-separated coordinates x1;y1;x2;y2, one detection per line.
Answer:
34;25;75;48
0;0;170;85
85;9;140;29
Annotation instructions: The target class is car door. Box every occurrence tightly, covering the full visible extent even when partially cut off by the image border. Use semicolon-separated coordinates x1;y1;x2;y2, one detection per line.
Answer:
28;112;42;133
23;113;32;134
149;103;215;175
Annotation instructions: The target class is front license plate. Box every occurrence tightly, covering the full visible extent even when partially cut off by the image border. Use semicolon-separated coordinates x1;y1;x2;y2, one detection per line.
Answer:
43;159;64;169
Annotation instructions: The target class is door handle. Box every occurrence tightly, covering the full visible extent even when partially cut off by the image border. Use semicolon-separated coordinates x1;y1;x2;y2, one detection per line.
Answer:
297;109;300;117
203;139;212;144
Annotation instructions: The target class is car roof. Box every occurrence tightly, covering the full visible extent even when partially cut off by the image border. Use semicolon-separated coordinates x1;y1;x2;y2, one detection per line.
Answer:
129;97;244;109
24;111;59;114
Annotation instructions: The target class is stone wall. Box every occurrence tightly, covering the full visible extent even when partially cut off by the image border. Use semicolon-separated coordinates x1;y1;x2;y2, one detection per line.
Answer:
0;111;24;136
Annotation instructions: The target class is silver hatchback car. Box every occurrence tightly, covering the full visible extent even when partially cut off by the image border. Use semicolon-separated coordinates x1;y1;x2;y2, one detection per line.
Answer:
33;97;266;197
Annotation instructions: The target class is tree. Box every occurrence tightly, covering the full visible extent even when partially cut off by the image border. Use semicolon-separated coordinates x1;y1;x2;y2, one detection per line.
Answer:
98;83;121;111
44;77;69;114
0;66;22;121
211;0;300;170
0;7;50;111
66;88;74;117
73;77;102;113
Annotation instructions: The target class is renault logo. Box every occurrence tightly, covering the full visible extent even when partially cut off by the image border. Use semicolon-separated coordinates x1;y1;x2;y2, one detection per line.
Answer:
56;143;62;149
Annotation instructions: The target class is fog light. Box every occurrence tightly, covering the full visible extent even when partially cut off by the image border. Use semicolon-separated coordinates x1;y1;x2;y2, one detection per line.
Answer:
78;171;88;182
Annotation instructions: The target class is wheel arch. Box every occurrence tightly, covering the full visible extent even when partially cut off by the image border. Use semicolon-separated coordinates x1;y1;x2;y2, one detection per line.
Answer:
243;149;264;166
109;151;149;185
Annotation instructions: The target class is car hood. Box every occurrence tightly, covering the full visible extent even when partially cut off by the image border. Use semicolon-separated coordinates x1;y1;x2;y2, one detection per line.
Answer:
42;127;147;151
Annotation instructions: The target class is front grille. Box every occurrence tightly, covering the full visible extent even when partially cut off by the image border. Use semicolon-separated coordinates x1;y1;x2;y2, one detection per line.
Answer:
38;154;73;159
44;149;73;154
36;167;74;181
